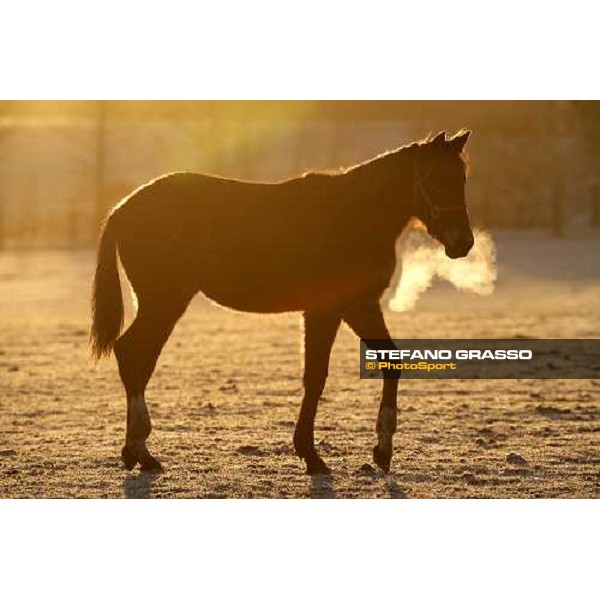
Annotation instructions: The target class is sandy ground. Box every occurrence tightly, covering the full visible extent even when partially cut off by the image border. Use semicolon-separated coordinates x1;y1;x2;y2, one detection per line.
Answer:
0;230;599;498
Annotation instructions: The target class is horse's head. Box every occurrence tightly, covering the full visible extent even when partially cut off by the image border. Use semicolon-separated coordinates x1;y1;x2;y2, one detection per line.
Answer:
413;130;473;259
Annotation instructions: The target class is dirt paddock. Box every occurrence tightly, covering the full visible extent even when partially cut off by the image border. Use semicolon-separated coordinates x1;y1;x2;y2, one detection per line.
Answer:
0;231;599;498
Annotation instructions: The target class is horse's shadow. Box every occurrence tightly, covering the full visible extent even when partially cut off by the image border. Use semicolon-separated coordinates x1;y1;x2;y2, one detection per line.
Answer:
308;471;409;499
385;476;408;499
309;474;336;498
122;472;162;499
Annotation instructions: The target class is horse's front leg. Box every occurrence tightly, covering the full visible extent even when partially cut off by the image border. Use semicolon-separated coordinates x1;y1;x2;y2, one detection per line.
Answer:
294;310;341;474
343;300;399;472
373;378;398;472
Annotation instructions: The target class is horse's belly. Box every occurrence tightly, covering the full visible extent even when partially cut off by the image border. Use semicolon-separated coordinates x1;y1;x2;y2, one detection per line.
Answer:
198;276;307;313
197;262;391;314
201;290;300;313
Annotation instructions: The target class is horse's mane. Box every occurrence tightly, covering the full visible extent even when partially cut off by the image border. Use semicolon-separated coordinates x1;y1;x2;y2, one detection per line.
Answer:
305;130;470;178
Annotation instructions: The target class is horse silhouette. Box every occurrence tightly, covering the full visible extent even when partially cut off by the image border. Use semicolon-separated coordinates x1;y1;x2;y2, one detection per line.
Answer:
91;130;473;474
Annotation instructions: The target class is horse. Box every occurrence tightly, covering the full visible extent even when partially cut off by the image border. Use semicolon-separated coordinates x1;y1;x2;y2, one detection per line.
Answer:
90;129;473;475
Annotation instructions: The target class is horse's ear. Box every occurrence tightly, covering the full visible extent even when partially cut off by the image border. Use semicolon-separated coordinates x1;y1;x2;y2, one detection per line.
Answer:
448;130;471;152
430;131;446;148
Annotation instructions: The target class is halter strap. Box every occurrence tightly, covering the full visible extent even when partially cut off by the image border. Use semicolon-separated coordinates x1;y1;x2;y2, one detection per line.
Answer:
413;155;464;221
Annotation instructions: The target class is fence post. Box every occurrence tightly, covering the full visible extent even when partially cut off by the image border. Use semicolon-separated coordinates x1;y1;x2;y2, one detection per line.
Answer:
207;102;223;176
591;183;600;228
481;184;491;228
551;181;564;237
239;103;254;180
94;101;107;237
68;195;79;247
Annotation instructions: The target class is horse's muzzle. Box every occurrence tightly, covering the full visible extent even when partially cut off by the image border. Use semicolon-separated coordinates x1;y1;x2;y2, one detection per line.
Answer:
445;234;474;259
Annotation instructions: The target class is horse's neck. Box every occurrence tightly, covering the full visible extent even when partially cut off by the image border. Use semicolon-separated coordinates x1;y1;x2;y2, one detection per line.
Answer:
341;146;415;221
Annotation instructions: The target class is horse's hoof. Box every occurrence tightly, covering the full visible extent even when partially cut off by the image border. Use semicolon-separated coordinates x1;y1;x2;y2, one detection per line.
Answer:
305;455;331;475
121;445;138;470
139;451;164;473
373;444;391;473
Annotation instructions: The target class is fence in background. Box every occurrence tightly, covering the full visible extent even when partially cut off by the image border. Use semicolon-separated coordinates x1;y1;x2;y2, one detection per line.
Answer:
0;101;598;249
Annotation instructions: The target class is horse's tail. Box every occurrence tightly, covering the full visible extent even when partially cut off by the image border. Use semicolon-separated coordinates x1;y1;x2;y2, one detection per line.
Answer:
90;213;124;359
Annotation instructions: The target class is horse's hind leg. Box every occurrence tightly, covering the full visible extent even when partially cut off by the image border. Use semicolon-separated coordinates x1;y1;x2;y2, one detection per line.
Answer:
114;292;191;471
343;300;398;473
294;310;341;474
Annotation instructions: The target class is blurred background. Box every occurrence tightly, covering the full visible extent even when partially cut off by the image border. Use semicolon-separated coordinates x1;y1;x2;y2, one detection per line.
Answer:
1;100;599;249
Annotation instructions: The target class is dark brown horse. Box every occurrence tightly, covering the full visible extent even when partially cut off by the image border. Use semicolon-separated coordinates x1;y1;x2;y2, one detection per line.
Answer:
91;130;473;475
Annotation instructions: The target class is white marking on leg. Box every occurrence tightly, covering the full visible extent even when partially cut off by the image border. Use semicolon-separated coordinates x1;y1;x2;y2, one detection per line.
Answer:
129;393;151;443
377;406;397;451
